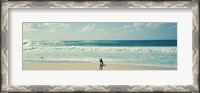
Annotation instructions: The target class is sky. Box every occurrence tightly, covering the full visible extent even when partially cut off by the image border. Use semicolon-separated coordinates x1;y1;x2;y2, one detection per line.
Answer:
23;22;177;41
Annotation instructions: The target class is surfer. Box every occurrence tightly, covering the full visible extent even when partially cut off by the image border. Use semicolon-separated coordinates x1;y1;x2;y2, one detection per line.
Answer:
99;58;105;70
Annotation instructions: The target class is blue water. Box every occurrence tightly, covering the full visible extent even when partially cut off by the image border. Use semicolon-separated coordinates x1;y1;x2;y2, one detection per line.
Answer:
23;40;177;68
28;40;177;47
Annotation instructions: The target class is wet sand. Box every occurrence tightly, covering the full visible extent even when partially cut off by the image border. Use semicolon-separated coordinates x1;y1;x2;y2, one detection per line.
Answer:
23;61;176;70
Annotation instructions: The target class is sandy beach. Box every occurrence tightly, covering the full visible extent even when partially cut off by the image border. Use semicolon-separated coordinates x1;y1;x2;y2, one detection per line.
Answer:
23;61;176;70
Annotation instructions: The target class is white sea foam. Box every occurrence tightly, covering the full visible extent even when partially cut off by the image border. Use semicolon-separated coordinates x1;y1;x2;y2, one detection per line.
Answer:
23;46;176;52
23;46;177;68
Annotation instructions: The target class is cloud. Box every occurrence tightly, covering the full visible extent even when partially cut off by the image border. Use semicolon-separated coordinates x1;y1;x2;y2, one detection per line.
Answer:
23;23;38;32
65;24;71;29
43;23;71;28
76;24;95;32
95;28;104;32
42;23;53;26
42;23;71;30
23;23;71;32
122;23;166;32
123;25;132;29
133;23;160;31
136;23;161;29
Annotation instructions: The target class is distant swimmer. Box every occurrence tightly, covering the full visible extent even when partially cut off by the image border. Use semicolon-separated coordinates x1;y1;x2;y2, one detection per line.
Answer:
99;58;106;70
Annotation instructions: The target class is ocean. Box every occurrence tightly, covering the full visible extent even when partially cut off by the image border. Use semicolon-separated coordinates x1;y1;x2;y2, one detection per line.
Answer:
23;40;177;68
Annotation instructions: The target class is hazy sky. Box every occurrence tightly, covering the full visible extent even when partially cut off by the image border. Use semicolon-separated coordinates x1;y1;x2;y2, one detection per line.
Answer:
23;22;177;41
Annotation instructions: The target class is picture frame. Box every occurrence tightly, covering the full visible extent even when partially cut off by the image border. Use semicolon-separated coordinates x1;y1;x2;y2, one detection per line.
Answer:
1;1;199;93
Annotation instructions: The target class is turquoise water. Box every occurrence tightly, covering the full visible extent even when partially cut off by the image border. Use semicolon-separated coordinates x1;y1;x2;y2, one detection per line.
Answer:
23;40;177;68
26;40;177;47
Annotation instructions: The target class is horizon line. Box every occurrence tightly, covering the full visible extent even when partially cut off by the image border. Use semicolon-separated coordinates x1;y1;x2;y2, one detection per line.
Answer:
24;39;177;41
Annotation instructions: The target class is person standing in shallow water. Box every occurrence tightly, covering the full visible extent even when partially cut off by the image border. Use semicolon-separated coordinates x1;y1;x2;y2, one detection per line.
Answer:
99;58;105;70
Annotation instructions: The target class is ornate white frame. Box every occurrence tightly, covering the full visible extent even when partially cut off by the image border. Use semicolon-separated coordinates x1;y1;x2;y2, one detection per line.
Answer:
1;1;199;93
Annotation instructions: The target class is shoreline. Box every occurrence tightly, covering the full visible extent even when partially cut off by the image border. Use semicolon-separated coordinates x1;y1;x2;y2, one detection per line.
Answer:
23;61;176;70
